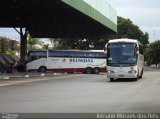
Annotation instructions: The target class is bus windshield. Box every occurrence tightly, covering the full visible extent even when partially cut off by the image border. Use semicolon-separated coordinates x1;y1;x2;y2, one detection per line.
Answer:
107;43;137;66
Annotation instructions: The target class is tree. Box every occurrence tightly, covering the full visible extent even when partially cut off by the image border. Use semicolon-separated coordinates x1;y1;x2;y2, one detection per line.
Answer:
0;36;9;53
8;39;20;50
27;34;42;50
0;36;20;55
142;32;149;45
48;38;55;49
53;38;72;50
43;44;49;49
144;44;152;66
117;16;149;45
146;41;160;67
8;39;20;55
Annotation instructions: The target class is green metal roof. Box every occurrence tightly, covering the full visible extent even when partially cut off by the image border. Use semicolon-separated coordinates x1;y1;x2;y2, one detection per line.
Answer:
61;0;117;32
0;0;117;38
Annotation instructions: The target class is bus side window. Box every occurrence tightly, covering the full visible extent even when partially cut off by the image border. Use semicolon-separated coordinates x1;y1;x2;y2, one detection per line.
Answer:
62;51;74;58
76;52;83;58
99;53;106;59
69;51;75;58
49;51;62;57
88;52;94;58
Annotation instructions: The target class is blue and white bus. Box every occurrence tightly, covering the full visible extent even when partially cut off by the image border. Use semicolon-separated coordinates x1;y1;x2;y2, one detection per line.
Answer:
26;50;106;74
104;39;144;81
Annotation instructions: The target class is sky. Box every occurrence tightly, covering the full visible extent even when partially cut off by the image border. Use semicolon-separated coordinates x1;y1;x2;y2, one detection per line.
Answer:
0;0;160;43
107;0;160;42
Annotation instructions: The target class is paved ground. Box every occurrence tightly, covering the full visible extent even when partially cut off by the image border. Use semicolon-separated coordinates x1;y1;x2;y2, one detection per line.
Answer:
0;68;160;113
0;66;159;87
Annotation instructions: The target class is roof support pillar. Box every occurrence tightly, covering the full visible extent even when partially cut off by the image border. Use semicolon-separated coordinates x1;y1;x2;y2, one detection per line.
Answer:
19;28;28;62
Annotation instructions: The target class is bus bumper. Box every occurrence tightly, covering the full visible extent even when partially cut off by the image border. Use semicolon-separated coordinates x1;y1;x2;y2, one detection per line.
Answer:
107;72;138;79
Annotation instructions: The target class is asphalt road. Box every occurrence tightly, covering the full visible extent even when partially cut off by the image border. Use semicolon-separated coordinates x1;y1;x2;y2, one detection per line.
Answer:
0;69;160;113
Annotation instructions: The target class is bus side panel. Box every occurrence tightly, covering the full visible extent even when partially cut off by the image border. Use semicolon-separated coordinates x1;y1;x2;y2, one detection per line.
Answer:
27;58;47;71
137;54;144;77
100;67;107;72
46;57;106;73
70;58;106;72
46;57;76;72
47;68;85;73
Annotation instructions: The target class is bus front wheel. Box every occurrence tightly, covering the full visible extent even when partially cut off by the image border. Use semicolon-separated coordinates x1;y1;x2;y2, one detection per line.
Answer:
38;66;47;72
85;67;93;74
110;78;115;82
139;69;143;79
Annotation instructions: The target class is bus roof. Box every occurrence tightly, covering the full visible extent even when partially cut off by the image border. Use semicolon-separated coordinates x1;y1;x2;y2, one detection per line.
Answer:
28;49;104;53
108;39;142;45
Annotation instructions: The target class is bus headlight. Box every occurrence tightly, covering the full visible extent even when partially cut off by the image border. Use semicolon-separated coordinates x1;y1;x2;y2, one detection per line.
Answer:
128;70;137;74
108;70;115;74
128;67;137;74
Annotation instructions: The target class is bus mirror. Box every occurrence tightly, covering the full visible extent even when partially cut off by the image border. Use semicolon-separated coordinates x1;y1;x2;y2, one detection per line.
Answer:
104;50;107;54
136;46;139;54
134;45;139;55
104;43;108;54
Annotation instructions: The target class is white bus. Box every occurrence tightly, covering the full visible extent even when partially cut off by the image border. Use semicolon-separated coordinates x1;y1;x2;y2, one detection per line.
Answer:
104;39;144;81
26;50;106;74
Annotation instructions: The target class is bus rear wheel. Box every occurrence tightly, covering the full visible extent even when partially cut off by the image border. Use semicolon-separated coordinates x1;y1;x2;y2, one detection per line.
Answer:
38;66;47;72
94;67;100;74
85;67;93;74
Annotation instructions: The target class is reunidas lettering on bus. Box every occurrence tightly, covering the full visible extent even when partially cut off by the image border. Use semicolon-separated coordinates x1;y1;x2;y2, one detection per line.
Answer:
69;58;93;63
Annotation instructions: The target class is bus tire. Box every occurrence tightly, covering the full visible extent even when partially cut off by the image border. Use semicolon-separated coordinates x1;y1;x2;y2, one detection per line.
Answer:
134;78;138;81
94;67;100;74
85;67;93;74
110;78;114;82
135;72;139;81
38;66;47;72
139;72;142;79
139;69;143;79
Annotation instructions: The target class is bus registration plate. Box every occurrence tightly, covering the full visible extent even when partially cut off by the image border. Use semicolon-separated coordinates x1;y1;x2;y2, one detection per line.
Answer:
119;75;124;77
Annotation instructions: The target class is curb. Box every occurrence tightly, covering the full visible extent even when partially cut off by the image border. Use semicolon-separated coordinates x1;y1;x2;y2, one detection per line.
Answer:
0;73;72;87
0;72;68;79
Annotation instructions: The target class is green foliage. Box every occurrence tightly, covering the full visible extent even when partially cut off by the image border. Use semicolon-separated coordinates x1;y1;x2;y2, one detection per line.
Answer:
117;16;149;45
43;44;49;49
9;40;18;50
144;44;152;66
0;36;10;53
0;36;20;55
8;50;17;55
53;38;108;50
145;41;160;66
27;34;42;50
48;38;55;49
